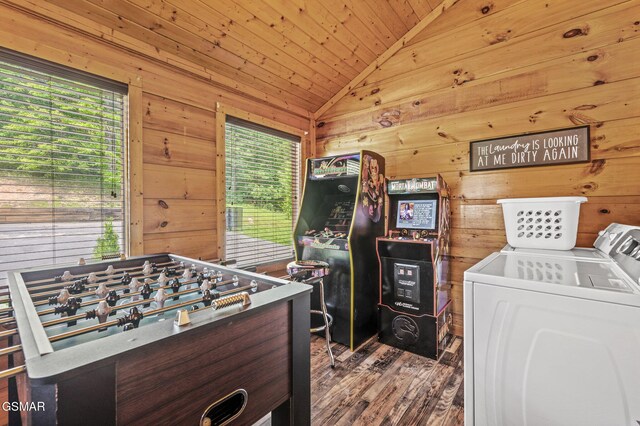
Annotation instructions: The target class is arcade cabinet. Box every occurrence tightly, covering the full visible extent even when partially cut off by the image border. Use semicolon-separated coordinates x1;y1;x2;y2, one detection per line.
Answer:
294;151;385;350
376;175;452;359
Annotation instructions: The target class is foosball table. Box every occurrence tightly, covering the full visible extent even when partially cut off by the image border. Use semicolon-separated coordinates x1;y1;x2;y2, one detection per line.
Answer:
2;254;312;425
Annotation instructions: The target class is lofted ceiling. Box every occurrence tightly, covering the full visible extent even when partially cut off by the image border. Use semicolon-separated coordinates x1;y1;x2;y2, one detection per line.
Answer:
43;0;445;115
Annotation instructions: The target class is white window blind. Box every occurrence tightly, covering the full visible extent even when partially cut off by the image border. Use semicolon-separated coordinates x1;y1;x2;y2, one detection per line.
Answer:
0;49;127;288
225;116;300;267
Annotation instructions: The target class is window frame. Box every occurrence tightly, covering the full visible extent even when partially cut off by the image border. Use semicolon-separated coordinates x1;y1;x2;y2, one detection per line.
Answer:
0;47;144;261
215;103;310;265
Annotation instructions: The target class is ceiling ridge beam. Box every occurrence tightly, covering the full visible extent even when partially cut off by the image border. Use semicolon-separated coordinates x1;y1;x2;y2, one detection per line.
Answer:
313;0;460;120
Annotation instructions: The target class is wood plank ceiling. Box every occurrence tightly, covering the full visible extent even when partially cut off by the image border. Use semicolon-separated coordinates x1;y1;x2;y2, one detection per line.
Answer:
44;0;444;114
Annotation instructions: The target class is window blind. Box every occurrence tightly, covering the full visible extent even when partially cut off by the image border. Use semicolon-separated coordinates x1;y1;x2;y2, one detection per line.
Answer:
225;116;300;267
0;49;127;288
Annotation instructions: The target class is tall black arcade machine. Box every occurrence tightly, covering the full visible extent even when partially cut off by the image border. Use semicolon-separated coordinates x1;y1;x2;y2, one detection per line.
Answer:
294;151;385;350
377;175;452;359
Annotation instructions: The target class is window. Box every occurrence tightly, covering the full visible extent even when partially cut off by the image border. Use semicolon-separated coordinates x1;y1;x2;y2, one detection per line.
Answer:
0;49;127;287
225;116;300;267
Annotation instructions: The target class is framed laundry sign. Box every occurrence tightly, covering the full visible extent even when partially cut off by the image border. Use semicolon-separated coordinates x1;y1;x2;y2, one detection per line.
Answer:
469;125;590;172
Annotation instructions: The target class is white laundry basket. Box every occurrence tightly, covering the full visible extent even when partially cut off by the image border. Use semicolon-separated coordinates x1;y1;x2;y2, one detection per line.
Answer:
497;197;587;250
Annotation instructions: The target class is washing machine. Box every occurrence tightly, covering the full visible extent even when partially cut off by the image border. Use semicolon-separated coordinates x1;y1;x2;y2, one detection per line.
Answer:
464;223;640;426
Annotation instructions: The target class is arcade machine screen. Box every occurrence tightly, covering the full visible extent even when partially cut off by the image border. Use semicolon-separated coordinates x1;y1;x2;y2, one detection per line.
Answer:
322;198;355;236
396;199;437;230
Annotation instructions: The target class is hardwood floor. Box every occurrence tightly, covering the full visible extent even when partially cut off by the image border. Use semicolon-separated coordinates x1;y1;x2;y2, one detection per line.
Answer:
256;335;464;426
0;334;464;426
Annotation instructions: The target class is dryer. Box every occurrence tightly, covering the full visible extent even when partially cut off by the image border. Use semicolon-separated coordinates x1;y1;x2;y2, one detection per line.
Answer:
464;224;640;426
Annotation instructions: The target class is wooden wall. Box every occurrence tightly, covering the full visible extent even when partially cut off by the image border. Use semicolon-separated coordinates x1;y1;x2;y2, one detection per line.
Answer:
0;0;310;262
315;0;640;336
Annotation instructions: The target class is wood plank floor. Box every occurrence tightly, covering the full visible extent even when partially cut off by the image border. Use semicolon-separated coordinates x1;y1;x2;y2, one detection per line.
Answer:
0;334;464;426
256;335;464;426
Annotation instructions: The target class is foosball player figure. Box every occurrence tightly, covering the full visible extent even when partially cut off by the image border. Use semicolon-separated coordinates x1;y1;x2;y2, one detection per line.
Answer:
199;279;214;294
117;307;144;330
161;267;178;277
54;270;73;283
67;277;88;294
202;289;213;307
54;297;82;326
128;277;140;294
169;278;181;300
96;282;109;298
121;272;132;292
157;272;168;287
105;290;120;316
140;282;153;308
154;288;168;308
48;288;71;305
85;300;112;330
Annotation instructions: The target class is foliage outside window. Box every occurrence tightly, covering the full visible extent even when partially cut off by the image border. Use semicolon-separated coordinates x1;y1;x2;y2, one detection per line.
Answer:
225;116;299;267
0;50;126;287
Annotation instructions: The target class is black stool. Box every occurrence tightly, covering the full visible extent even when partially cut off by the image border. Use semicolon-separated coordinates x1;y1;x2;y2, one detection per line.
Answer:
287;260;335;368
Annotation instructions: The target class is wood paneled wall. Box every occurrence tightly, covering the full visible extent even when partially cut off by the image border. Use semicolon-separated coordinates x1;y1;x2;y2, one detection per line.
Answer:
315;0;640;336
0;0;310;262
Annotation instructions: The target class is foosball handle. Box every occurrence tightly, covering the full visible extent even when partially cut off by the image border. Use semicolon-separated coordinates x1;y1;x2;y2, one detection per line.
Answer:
211;292;251;310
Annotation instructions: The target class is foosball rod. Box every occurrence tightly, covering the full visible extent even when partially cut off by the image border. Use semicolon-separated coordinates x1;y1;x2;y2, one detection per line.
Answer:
25;269;188;300
22;259;178;286
0;289;245;380
33;273;236;311
0;275;238;327
26;266;196;300
0;365;26;380
48;290;252;343
0;287;253;358
30;271;192;307
0;344;21;357
25;263;187;294
40;281;249;328
0;266;191;315
0;270;233;322
0;277;247;338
